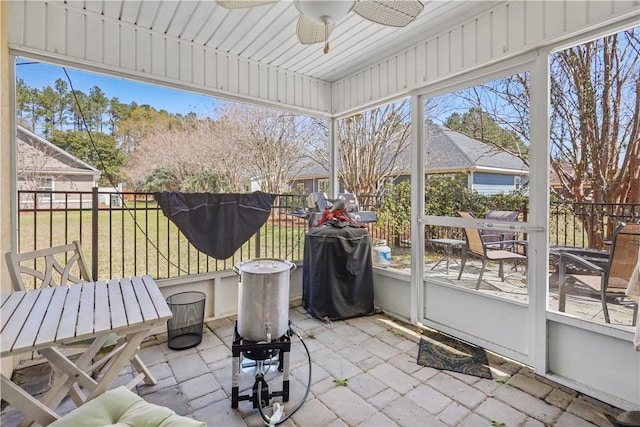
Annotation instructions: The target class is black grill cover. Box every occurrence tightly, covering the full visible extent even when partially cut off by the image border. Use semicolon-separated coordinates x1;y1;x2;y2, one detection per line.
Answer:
154;191;276;260
302;225;374;320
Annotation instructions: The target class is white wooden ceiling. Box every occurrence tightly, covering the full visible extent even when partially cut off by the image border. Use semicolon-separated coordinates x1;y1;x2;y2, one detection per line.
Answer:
8;1;639;116
68;0;500;83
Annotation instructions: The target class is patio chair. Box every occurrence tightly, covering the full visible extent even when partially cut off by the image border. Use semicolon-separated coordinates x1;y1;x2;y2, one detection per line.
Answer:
457;211;527;290
5;241;156;391
559;223;640;325
482;210;519;248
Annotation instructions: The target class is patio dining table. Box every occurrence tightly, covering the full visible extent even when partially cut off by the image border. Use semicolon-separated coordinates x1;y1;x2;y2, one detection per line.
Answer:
428;238;466;275
549;245;609;267
0;275;172;426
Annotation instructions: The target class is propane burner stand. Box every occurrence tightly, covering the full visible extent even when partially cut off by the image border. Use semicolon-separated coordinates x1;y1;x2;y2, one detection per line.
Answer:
231;321;291;409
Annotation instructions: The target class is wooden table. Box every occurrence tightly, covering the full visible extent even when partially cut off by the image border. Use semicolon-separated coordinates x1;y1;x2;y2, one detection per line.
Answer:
1;275;172;426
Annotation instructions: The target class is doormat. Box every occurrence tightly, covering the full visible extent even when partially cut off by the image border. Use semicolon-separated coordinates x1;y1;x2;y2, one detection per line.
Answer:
417;330;492;379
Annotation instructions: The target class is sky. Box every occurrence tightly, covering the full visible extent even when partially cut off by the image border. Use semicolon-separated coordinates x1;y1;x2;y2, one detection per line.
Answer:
16;60;219;117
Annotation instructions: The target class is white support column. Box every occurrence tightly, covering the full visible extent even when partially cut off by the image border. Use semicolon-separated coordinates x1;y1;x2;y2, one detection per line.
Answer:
0;0;16;378
529;49;551;374
0;1;14;293
410;94;425;324
328;118;339;198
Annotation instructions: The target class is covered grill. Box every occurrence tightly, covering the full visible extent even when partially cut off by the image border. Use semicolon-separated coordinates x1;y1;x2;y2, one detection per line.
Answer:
299;193;375;321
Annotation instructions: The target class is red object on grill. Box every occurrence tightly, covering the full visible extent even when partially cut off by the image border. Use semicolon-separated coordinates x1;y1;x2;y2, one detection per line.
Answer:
314;208;366;228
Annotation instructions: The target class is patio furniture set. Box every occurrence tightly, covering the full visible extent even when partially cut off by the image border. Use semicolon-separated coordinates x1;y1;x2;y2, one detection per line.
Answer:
456;210;528;290
555;223;640;326
429;211;639;325
0;242;201;426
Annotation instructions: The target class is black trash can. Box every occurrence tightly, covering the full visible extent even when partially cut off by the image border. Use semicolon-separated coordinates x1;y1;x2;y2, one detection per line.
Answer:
166;291;206;350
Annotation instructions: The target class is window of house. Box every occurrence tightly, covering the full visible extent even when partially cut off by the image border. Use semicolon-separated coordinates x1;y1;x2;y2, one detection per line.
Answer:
37;177;53;204
318;179;329;193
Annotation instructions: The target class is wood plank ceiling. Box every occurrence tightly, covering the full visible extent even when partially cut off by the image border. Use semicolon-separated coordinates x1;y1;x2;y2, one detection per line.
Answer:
66;0;500;83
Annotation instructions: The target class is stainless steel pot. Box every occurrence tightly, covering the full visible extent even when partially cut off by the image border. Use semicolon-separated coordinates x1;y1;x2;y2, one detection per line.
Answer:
233;258;296;342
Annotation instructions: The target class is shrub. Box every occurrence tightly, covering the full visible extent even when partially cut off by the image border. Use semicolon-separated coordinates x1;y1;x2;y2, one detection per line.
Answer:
377;176;528;242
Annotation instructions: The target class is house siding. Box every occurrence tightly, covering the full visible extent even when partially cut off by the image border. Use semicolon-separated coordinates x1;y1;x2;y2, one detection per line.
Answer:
472;172;520;195
16;126;100;209
17;174;95;209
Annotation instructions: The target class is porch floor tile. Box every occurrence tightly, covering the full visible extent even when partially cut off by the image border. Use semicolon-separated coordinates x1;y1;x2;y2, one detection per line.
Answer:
0;307;626;427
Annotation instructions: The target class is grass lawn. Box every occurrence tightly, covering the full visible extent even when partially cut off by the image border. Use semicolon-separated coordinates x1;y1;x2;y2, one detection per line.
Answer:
17;207;307;281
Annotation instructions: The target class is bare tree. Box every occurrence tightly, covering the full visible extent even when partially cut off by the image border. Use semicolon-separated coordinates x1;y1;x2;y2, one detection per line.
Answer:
550;29;640;246
17;136;71;208
338;100;412;196
449;80;530;165
126;116;236;191
455;28;639;247
209;114;255;192
126;102;319;194
218;102;321;194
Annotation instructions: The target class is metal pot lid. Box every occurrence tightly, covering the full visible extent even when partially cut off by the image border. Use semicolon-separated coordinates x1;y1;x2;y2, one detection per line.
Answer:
237;258;292;274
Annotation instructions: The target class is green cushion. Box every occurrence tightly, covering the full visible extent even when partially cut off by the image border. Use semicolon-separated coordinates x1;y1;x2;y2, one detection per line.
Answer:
50;386;205;427
70;332;120;348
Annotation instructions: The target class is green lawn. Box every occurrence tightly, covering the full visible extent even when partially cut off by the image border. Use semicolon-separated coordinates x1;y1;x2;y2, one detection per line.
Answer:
17;207;306;280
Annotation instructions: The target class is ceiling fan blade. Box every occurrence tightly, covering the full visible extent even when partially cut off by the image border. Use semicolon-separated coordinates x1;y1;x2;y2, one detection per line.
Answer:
353;0;424;27
217;0;278;9
296;15;335;44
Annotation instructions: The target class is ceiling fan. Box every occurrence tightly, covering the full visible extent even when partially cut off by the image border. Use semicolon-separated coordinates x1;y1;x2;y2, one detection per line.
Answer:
217;0;424;54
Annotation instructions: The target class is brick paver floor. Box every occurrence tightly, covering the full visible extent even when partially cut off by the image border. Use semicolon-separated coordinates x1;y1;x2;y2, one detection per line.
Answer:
0;307;626;426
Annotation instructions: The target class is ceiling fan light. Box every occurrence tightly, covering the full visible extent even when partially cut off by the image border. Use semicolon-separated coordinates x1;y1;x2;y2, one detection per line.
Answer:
293;0;356;24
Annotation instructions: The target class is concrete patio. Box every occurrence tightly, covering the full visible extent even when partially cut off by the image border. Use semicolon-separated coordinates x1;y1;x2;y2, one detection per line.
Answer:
422;254;636;327
0;307;624;427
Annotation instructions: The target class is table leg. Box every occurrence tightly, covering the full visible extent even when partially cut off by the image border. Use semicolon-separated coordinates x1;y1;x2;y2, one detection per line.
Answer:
430;245;444;270
39;334;109;410
85;328;153;401
1;374;59;426
445;245;452;275
431;243;454;273
130;353;157;386
38;346;99;405
461;245;467;268
558;253;567;312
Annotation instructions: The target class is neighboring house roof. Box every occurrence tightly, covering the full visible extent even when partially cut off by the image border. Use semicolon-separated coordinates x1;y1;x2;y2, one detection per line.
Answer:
549;163;565;188
549;161;591;199
549;162;581;187
289;158;329;179
422;125;528;175
291;125;528;182
17;126;101;177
